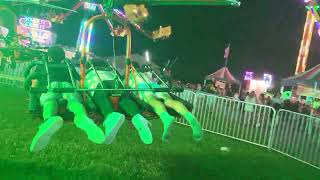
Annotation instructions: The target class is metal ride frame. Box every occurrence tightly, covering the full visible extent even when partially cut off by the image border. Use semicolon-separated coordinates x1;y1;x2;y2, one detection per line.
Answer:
80;0;240;7
78;12;176;95
296;0;320;74
53;3;176;95
1;0;241;94
74;0;239;94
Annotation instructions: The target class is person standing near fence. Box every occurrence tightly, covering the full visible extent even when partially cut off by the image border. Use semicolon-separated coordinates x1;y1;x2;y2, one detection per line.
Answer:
312;98;320;116
233;92;240;101
271;92;283;111
245;91;257;110
244;91;257;125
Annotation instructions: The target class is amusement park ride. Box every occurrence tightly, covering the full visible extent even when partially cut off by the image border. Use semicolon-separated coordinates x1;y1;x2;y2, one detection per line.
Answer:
296;0;320;74
0;0;241;94
2;0;78;12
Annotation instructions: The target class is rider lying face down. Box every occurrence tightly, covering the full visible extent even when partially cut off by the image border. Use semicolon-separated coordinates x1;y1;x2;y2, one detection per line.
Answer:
83;60;152;144
24;47;79;114
129;63;202;142
29;46;105;153
24;47;67;114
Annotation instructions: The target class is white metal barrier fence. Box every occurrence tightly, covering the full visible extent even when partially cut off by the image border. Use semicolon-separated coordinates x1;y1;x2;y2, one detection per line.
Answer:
0;62;27;87
270;109;320;169
175;90;276;148
175;90;320;170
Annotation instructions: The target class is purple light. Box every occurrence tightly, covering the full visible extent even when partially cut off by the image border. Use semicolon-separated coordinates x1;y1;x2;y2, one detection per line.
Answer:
244;71;254;80
113;9;127;19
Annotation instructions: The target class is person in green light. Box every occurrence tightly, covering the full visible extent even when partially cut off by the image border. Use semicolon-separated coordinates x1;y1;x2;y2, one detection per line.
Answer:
28;46;105;152
83;61;152;144
281;91;292;101
24;60;46;116
129;65;202;142
313;99;320;108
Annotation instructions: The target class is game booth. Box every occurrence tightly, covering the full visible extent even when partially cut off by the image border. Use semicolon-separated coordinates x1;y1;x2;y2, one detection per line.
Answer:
281;64;320;114
204;66;241;96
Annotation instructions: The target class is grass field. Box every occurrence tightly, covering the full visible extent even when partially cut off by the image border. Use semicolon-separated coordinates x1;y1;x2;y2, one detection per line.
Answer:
0;85;320;179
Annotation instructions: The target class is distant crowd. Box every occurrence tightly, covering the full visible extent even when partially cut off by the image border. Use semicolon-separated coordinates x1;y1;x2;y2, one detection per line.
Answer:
173;81;320;117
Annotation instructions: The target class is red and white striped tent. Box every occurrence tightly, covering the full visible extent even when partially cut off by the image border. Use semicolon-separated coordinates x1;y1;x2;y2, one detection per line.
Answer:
205;67;240;84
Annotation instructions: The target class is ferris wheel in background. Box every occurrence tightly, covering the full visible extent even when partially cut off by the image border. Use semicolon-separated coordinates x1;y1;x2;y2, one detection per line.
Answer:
296;0;320;75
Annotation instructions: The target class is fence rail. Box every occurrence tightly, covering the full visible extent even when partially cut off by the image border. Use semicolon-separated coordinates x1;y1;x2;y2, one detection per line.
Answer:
175;90;276;148
175;89;320;170
0;62;27;87
271;109;320;169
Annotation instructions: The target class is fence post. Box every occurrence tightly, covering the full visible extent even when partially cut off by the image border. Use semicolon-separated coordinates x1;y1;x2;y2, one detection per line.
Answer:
307;115;314;135
267;108;277;150
192;91;198;116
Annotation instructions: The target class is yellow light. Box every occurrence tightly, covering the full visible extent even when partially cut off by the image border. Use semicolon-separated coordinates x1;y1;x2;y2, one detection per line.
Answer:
295;10;315;74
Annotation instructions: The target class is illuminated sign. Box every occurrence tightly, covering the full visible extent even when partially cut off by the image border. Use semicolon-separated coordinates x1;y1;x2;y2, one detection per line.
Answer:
244;71;254;80
19;16;52;30
263;73;272;88
17;16;56;46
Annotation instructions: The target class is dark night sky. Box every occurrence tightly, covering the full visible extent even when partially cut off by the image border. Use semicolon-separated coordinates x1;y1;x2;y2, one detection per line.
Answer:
28;0;320;83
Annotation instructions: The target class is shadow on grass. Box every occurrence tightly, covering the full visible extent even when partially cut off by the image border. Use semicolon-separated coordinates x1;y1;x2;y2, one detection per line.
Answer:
0;158;131;180
163;149;320;180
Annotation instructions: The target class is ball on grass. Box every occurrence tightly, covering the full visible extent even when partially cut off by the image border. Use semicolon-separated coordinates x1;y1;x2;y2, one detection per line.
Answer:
220;146;230;152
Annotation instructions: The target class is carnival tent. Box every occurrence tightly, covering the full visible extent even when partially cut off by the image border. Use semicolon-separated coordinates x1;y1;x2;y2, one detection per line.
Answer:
205;67;240;84
281;64;320;87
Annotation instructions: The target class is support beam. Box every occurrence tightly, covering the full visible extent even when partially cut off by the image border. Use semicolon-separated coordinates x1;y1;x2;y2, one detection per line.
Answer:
295;10;315;74
106;0;240;7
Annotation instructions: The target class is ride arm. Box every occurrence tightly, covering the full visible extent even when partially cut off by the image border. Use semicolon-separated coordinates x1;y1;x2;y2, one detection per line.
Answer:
70;63;81;81
112;0;240;6
56;2;84;22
